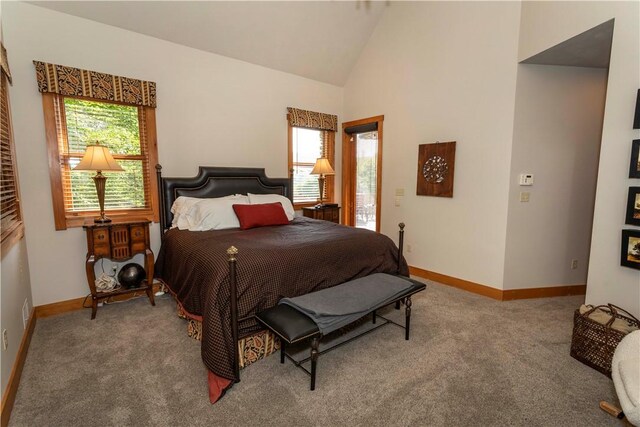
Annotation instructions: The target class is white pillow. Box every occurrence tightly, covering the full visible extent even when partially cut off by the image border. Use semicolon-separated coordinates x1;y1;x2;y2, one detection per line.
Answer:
248;193;295;221
170;196;203;228
171;196;202;216
185;195;249;231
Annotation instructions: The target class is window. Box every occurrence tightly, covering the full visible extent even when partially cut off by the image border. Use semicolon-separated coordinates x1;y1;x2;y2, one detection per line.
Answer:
1;56;24;253
42;94;159;230
286;107;336;208
33;61;158;230
288;126;335;207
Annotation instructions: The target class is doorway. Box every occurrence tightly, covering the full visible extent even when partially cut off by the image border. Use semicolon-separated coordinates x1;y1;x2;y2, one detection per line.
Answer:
502;20;612;290
341;115;383;232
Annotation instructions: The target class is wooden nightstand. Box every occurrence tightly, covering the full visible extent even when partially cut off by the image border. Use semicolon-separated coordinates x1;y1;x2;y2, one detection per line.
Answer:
302;205;341;224
83;221;155;319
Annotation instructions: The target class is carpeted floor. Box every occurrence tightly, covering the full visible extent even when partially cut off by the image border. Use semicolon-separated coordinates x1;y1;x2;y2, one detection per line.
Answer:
9;279;619;426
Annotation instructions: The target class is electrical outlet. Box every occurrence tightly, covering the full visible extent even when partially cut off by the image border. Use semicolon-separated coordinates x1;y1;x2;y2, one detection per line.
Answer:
407;244;412;253
571;259;578;270
2;329;8;351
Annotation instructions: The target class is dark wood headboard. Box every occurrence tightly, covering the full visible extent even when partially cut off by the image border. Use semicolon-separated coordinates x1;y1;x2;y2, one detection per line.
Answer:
155;165;292;232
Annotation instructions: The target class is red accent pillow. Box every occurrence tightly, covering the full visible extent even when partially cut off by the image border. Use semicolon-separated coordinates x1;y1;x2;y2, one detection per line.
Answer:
232;202;290;230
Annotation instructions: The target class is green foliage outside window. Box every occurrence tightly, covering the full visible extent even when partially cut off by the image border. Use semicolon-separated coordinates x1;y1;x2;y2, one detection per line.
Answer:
292;127;323;203
64;98;147;211
356;157;377;199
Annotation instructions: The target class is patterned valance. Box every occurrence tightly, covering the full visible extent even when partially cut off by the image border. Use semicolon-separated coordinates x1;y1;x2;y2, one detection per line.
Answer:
287;107;337;132
1;43;11;84
33;61;156;108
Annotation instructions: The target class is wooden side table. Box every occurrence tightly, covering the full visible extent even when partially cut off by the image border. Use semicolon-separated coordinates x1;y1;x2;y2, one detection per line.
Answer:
83;221;155;319
302;205;341;224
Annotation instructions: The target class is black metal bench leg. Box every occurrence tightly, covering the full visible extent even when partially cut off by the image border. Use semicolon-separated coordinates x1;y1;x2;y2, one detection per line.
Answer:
372;310;377;324
310;336;320;391
405;297;412;340
280;341;286;364
395;301;401;310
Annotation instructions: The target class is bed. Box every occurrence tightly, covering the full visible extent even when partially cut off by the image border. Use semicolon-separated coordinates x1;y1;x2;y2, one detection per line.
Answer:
154;165;409;402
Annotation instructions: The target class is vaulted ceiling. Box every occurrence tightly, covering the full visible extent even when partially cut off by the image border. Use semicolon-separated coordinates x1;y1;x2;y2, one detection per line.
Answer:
28;1;388;86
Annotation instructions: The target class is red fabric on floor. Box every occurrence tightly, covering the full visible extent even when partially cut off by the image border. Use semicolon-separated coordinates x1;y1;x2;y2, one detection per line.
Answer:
208;370;233;403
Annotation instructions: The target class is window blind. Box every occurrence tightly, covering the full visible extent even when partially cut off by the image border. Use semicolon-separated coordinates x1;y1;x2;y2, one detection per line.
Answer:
292;127;323;203
56;97;152;212
0;72;22;242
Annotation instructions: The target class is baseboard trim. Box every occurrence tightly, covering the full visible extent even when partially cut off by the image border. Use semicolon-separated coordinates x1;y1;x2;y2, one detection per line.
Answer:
34;283;164;318
1;308;36;427
501;285;586;301
34;297;86;318
409;266;503;300
409;266;587;301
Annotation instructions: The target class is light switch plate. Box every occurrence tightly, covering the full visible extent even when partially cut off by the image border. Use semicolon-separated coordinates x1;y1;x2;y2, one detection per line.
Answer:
520;192;530;202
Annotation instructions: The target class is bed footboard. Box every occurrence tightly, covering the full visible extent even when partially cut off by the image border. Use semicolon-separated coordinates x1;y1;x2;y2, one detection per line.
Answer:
226;246;240;383
398;222;405;275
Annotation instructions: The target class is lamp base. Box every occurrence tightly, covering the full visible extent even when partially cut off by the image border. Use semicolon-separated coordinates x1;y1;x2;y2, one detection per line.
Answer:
92;172;111;224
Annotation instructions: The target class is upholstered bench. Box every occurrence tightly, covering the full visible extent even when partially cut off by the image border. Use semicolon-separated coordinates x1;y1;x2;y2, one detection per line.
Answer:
255;273;426;390
256;304;324;389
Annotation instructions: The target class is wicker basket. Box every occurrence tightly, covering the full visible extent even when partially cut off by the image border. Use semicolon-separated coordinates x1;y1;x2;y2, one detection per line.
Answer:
570;304;640;377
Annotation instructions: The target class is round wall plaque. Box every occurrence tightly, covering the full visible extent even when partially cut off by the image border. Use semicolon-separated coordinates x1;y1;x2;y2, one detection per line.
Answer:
422;156;448;183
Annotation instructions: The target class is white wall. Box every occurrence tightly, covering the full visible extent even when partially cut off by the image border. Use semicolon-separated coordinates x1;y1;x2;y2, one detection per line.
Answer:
2;2;343;306
0;3;34;399
0;239;33;396
343;1;521;289
503;65;607;289
519;1;640;315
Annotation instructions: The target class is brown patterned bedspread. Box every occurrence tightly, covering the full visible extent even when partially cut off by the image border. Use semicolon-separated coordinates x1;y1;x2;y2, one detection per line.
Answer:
155;216;408;381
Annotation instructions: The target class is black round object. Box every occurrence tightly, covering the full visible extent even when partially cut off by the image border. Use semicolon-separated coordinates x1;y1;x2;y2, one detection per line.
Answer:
117;263;146;289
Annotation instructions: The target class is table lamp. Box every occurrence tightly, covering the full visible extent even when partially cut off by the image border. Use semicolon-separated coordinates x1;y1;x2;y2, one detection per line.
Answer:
73;142;124;223
310;157;335;207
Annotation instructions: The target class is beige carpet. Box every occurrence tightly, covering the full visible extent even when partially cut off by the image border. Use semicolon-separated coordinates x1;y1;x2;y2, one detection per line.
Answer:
9;279;619;426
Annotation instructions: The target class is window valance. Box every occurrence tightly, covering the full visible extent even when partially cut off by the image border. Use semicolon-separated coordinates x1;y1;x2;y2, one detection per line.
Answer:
287;107;337;132
1;43;11;83
33;61;156;108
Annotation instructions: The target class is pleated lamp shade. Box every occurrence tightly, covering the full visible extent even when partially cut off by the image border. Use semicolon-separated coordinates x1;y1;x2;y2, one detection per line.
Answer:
310;158;335;176
74;144;124;172
73;143;123;223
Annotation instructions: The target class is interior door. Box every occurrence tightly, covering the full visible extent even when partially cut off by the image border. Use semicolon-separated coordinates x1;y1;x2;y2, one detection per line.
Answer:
341;116;384;232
